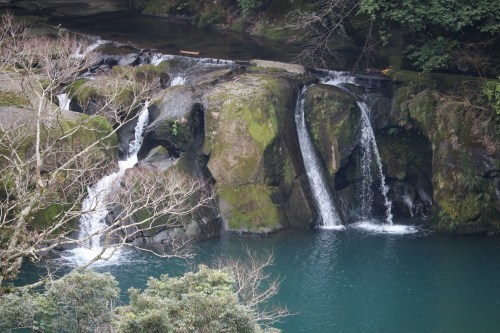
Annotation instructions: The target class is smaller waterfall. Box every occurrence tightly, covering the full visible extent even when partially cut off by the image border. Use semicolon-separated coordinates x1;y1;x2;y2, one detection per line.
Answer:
319;72;417;234
356;101;393;224
67;103;150;264
295;87;344;230
170;76;187;86
402;193;415;218
71;39;105;59
57;93;71;111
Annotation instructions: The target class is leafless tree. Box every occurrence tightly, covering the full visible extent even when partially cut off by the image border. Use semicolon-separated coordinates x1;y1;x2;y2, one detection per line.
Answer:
286;0;376;68
0;13;213;289
215;249;292;329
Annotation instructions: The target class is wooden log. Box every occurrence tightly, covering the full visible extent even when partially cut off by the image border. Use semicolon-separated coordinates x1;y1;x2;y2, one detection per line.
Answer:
179;50;200;56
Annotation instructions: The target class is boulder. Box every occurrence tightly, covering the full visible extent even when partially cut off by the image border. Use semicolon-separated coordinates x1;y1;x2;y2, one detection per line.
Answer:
202;73;313;232
303;84;361;181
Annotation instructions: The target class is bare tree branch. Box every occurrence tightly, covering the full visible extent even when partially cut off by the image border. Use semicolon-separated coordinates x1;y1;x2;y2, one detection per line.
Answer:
0;13;212;289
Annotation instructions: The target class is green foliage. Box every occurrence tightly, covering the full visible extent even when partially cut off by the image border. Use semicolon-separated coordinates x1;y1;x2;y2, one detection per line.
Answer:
0;270;119;333
485;78;500;115
40;270;119;333
406;38;459;72
359;0;500;72
237;0;266;15
116;265;270;333
197;8;227;29
0;291;39;331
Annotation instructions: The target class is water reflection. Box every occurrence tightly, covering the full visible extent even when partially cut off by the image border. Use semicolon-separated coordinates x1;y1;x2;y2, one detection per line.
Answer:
48;12;297;62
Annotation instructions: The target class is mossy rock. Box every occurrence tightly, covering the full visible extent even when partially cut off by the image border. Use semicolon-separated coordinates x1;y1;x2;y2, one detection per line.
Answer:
203;73;306;232
69;76;143;116
376;128;432;182
144;85;200;155
1;110;117;231
407;89;437;136
203;74;286;186
30;204;77;231
112;64;169;87
0;90;30;107
219;184;285;233
303;84;361;181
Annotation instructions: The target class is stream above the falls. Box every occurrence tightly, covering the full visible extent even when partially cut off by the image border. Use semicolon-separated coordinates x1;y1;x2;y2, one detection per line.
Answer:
44;11;298;62
18;227;500;333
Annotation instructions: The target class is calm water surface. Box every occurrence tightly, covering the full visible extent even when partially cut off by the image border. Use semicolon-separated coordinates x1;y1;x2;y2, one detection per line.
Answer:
19;228;500;333
46;12;297;62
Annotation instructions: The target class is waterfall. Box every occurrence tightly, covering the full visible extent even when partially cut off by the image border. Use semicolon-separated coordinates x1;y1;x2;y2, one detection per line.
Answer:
318;71;417;234
356;101;393;224
57;93;71;111
170;76;187;86
295;87;344;230
71;39;105;59
67;103;150;264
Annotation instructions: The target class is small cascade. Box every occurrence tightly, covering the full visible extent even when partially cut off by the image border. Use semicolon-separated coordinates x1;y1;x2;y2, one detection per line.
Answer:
402;193;415;218
318;71;417;234
57;93;71;111
67;103;150;264
295;87;344;230
356;101;393;224
71;39;105;59
170;76;187;86
351;102;417;234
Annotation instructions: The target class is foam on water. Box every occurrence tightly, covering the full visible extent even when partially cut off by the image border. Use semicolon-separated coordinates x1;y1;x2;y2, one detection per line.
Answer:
350;221;418;234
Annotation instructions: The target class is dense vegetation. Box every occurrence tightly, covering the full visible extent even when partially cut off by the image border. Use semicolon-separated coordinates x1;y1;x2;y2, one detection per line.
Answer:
0;267;280;332
130;0;499;75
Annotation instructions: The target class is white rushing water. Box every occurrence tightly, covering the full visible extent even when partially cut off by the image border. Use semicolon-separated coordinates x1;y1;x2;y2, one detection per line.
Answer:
170;76;187;86
57;93;71;111
295;87;344;230
319;71;417;234
71;39;105;59
66;103;150;264
356;101;393;224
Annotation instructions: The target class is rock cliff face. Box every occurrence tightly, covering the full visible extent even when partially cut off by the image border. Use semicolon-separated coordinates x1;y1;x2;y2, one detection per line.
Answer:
293;71;498;233
135;60;316;233
6;35;495;235
388;73;499;233
202;73;313;232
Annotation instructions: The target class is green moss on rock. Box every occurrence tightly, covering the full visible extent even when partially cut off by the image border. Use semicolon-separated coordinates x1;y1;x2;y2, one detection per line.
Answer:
304;84;360;180
0;91;30;107
203;74;284;185
219;184;283;233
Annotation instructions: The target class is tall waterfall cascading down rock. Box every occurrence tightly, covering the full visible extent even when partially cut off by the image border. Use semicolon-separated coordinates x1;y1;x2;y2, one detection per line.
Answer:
299;70;418;233
67;103;150;264
295;87;344;230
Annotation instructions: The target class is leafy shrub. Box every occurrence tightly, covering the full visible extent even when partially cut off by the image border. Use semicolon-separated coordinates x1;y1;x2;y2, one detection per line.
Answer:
115;265;272;333
0;270;119;333
237;0;266;15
